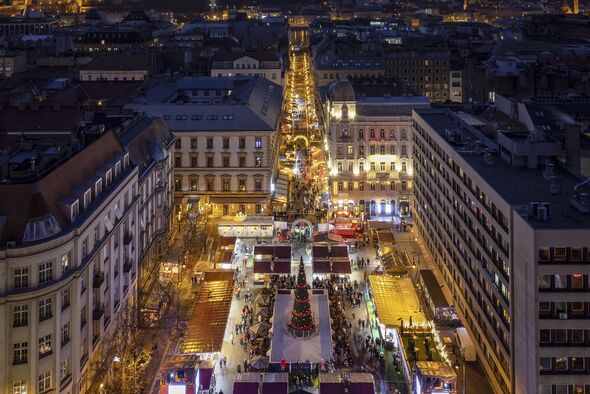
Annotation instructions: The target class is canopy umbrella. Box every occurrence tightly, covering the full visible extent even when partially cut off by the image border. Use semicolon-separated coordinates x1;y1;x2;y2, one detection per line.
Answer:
254;294;269;305
250;355;269;370
255;305;270;316
249;321;271;336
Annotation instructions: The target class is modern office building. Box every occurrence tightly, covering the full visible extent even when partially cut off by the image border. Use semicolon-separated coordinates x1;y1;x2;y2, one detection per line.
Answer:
324;77;429;218
412;108;590;394
0;131;139;394
125;76;283;217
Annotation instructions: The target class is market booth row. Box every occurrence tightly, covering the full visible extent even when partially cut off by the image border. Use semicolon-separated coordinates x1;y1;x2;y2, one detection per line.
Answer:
233;372;289;394
318;373;375;394
312;244;351;276
159;356;216;394
253;244;292;283
418;269;460;326
368;275;456;394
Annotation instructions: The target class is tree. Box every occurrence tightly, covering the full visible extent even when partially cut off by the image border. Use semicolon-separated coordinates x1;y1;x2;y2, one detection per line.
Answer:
290;257;314;334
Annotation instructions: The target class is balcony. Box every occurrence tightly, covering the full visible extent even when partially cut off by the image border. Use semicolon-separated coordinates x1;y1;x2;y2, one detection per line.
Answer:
93;272;105;288
123;232;133;245
92;303;105;320
123;258;133;273
338;135;352;142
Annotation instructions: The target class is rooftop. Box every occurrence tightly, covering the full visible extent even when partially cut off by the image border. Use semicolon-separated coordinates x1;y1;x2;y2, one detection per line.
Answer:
125;76;283;132
414;108;590;229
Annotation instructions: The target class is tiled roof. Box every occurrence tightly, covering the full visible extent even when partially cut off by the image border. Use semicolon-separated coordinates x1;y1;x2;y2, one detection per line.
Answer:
0;131;125;244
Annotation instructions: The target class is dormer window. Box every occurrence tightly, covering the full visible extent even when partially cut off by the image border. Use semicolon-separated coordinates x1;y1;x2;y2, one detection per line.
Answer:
71;200;79;222
124;153;130;169
23;215;61;243
95;179;102;196
106;170;112;187
115;161;121;177
83;190;92;210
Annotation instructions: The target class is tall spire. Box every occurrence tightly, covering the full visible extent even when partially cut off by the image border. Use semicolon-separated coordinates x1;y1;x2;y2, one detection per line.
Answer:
290;257;314;336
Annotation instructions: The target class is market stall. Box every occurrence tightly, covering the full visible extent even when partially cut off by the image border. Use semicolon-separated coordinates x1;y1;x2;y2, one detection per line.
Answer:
262;373;289;394
217;216;275;239
419;270;460;326
414;361;457;394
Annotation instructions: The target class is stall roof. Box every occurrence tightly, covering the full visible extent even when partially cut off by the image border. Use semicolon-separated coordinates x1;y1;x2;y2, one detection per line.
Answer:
368;275;427;327
253;259;291;274
181;270;234;354
254;244;291;258
312;244;349;258
313;258;351;274
215;249;233;264
377;229;394;244
262;373;289;394
219;236;237;248
319;373;375;394
415;361;457;379
420;270;449;308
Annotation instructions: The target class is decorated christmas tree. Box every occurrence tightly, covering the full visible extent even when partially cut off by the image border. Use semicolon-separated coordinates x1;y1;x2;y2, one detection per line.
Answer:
290;257;314;335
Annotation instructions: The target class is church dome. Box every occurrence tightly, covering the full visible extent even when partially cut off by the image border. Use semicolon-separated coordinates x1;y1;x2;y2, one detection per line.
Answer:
328;77;355;102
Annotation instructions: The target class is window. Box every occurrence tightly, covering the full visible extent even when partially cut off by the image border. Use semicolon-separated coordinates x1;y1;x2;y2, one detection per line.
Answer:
571;329;584;344
222;179;230;192
359;129;364;139
359;162;364;172
255;156;263;167
14;305;28;327
370;129;375;139
538;248;550;261
81;237;88;258
61;322;70;346
238;179;246;192
390;162;395;171
370;146;376;155
554;357;568;372
402;181;407;191
223;205;229;215
370;162;376;171
14;268;29;289
61;288;70;310
539;329;550;344
13;381;27;394
379;129;385;139
239;156;246;167
359;146;364;156
239;138;246;149
207;115;218;120
348;182;353;191
61;357;70;381
337;182;343;191
571;274;584;289
206;178;214;191
191;156;198;168
538;275;551;290
554;248;566;261
390;182;396;191
337;162;343;173
192;115;203;120
38;371;51;392
39;298;52;321
401;130;407;140
190;138;198;149
389;129;396;139
190;178;198;191
359;182;364;191
175;157;181;168
38;262;53;285
348;162;353;172
347;145;353;155
256;204;262;214
206;138;213;149
554;275;567;289
14;342;27;365
380;162;386;171
174;139;181;149
174;177;182;192
539;357;551;372
370;182;376;191
38;334;52;358
175;114;187;120
80;306;87;329
222;115;234;120
222;156;230;167
255;179;262;192
401;145;407;156
61;252;71;273
206;156;213;167
554;329;567;344
571;248;583;261
222;137;230;149
572;357;584;371
255;138;262;149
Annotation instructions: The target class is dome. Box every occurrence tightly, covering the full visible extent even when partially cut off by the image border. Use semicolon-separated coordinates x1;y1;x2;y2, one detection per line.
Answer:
328;77;355;102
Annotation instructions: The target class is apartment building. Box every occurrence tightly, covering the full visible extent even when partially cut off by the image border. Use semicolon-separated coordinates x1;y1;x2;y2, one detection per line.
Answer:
324;77;429;218
125;76;283;216
117;116;175;306
0;131;139;394
412;108;590;394
210;51;283;85
383;39;450;102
